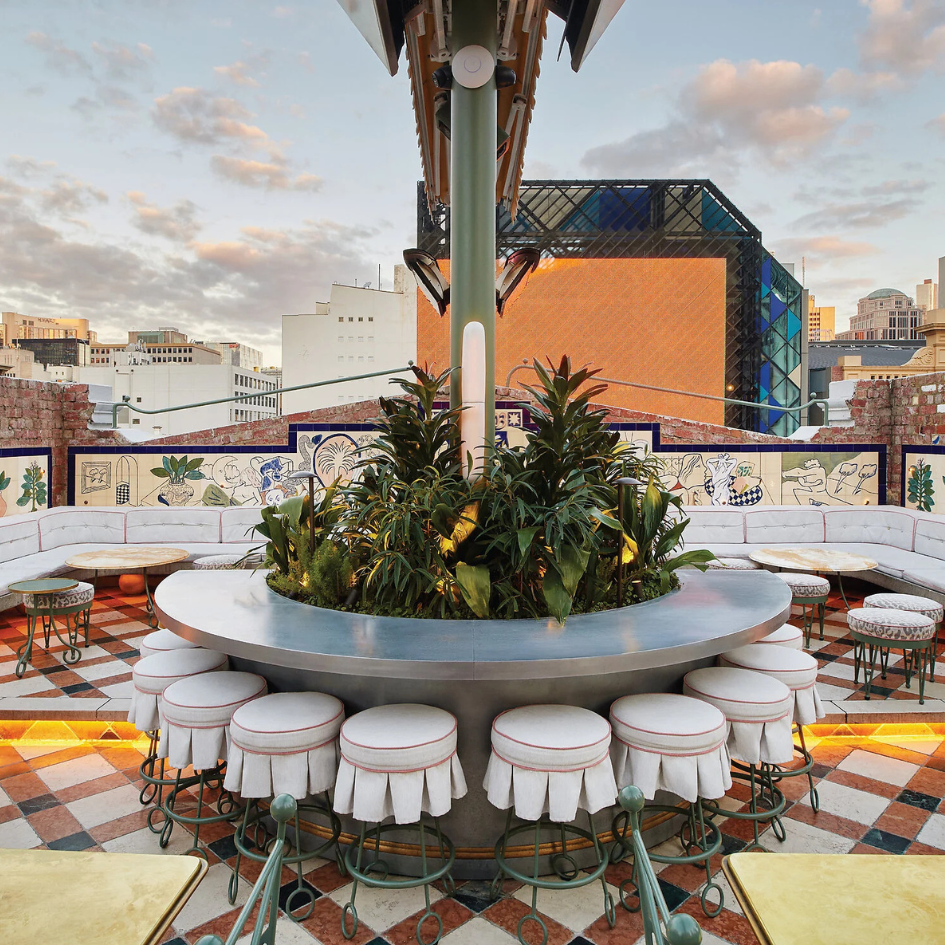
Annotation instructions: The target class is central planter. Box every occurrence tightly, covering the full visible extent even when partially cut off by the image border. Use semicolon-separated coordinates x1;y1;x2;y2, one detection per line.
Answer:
156;568;791;878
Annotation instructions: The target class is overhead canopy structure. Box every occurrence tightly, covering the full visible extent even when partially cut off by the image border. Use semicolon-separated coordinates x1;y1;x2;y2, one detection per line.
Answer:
336;0;624;214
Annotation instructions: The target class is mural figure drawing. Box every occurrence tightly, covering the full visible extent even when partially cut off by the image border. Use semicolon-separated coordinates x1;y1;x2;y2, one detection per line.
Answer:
781;452;879;506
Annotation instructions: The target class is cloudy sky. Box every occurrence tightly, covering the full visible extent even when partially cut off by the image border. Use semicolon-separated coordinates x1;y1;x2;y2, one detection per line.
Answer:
1;0;944;364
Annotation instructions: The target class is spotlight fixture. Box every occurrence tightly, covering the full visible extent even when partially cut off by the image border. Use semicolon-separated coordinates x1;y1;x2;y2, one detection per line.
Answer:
495;66;517;89
495;248;540;315
432;64;452;89
403;248;450;317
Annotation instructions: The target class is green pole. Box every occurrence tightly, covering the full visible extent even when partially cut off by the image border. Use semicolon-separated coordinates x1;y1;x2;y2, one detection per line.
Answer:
450;0;498;445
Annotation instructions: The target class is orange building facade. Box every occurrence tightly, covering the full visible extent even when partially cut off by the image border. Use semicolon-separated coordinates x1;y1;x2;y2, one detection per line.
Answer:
416;256;728;425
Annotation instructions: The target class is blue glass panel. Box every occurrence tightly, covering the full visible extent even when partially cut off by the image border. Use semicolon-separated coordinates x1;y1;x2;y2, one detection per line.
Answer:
787;310;802;339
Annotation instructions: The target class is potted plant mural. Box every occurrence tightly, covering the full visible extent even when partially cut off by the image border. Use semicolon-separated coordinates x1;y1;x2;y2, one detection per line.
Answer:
16;462;47;513
151;455;206;506
0;470;9;517
908;459;935;512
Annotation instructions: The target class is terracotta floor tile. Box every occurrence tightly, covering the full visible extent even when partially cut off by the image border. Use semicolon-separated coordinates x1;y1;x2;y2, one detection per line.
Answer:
384;896;474;945
482;896;572;945
810;743;854;766
874;801;932;841
860;741;934;767
183;904;259;944
27;805;83;843
30;744;97;771
654;860;710;894
306;859;351;894
88;808;151;843
0;761;32;781
825;768;901;799
581;901;645;944
300;895;377;945
784;804;866;841
850;842;887;854
0;746;22;767
906;841;944;855
906;767;945;798
676;900;760;945
0;804;21;825
56;771;129;804
3;771;50;802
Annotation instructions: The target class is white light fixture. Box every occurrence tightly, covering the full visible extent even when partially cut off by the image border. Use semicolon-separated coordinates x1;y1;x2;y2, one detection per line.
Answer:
461;321;487;480
452;45;495;88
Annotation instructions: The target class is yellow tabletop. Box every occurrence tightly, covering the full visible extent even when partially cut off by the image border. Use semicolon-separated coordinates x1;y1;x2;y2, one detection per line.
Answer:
748;546;877;574
0;848;206;945
723;852;945;945
65;547;190;570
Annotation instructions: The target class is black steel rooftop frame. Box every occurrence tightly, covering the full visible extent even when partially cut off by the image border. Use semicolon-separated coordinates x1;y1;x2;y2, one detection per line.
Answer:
417;179;764;430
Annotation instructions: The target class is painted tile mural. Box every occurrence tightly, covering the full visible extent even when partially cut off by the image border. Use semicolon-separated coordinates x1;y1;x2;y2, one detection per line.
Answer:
0;451;51;517
69;410;879;510
903;447;945;513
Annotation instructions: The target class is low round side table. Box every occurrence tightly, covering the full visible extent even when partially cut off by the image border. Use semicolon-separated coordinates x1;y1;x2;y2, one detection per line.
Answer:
9;579;83;677
66;548;190;629
748;547;878;610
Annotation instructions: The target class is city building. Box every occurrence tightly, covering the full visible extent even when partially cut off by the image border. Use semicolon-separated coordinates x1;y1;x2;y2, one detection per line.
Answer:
90;341;222;365
260;366;284;414
835;288;923;341
281;265;417;414
0;311;96;346
916;278;939;312
0;346;42;378
14;338;91;368
416;180;807;435
79;353;280;436
808;294;836;342
129;328;189;345
199;342;265;369
808;340;923;405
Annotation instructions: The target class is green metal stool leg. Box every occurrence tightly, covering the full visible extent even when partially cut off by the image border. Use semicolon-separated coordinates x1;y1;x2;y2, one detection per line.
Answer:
341;822;366;940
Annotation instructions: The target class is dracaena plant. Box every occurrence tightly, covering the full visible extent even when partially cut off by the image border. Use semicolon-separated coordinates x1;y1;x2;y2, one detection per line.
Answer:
150;455;205;485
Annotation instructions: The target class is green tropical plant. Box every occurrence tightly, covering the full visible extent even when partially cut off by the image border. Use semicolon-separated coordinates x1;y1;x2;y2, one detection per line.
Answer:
0;470;9;492
907;459;935;512
150;455;206;484
17;462;47;512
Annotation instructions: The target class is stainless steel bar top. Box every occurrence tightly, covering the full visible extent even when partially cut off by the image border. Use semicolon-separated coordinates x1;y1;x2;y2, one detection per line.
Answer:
154;570;792;681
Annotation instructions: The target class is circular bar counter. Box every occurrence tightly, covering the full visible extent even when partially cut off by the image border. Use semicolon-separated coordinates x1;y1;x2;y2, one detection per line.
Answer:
155;569;791;877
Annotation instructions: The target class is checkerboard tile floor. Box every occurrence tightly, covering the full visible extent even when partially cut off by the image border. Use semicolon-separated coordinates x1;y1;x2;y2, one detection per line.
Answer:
1;579;942;709
1;730;944;944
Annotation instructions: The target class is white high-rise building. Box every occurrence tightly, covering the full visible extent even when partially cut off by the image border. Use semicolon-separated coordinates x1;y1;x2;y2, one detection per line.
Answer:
281;265;417;414
917;278;939;313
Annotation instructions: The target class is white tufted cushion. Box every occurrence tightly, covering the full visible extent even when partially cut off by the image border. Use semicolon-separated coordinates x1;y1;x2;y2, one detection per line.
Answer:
22;581;94;611
334;704;467;824
139;629;199;658
913;516;945;562
483;705;617;822
126;508;222;544
823;508;916;551
707;558;761;571
38;508;126;550
221;507;265;544
774;572;831;598
681;509;745;545
192;554;247;570
227;692;344;799
848;608;936;642
758;625;803;649
128;648;228;732
720;644;824;726
159;671;267;769
0;518;40;564
864;593;943;624
684;667;794;766
609;694;731;802
744;507;825;544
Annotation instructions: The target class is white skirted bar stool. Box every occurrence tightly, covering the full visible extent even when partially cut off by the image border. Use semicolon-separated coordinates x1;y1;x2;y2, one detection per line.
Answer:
684;667;794;850
720;643;824;809
158;671;266;855
864;593;944;682
224;691;345;917
483;705;618;945
129;647;228;830
138;628;200;658
707;558;761;571
774;572;831;647
334;704;467;945
758;625;803;649
15;581;96;677
609;694;731;917
848;607;936;704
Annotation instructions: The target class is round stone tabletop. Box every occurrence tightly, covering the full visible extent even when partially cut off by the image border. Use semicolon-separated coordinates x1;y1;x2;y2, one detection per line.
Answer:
154;568;792;681
66;547;190;570
9;578;79;595
749;547;878;574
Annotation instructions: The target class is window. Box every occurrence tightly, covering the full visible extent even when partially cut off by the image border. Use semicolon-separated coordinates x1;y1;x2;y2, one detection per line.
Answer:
348;336;353;342
338;355;344;362
348;356;354;362
358;355;364;362
368;317;373;322
348;317;353;322
136;397;142;403
358;317;363;322
338;316;343;323
132;418;140;425
368;355;374;362
337;335;343;342
358;336;363;343
368;336;374;343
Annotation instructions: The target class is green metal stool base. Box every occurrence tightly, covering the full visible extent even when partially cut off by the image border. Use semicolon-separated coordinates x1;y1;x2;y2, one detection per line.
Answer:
138;731;201;836
765;724;819;811
794;594;828;648
703;762;786;853
612;798;723;917
161;763;240;858
16;603;90;678
489;810;615;945
852;630;934;704
342;817;456;945
230;794;343;920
